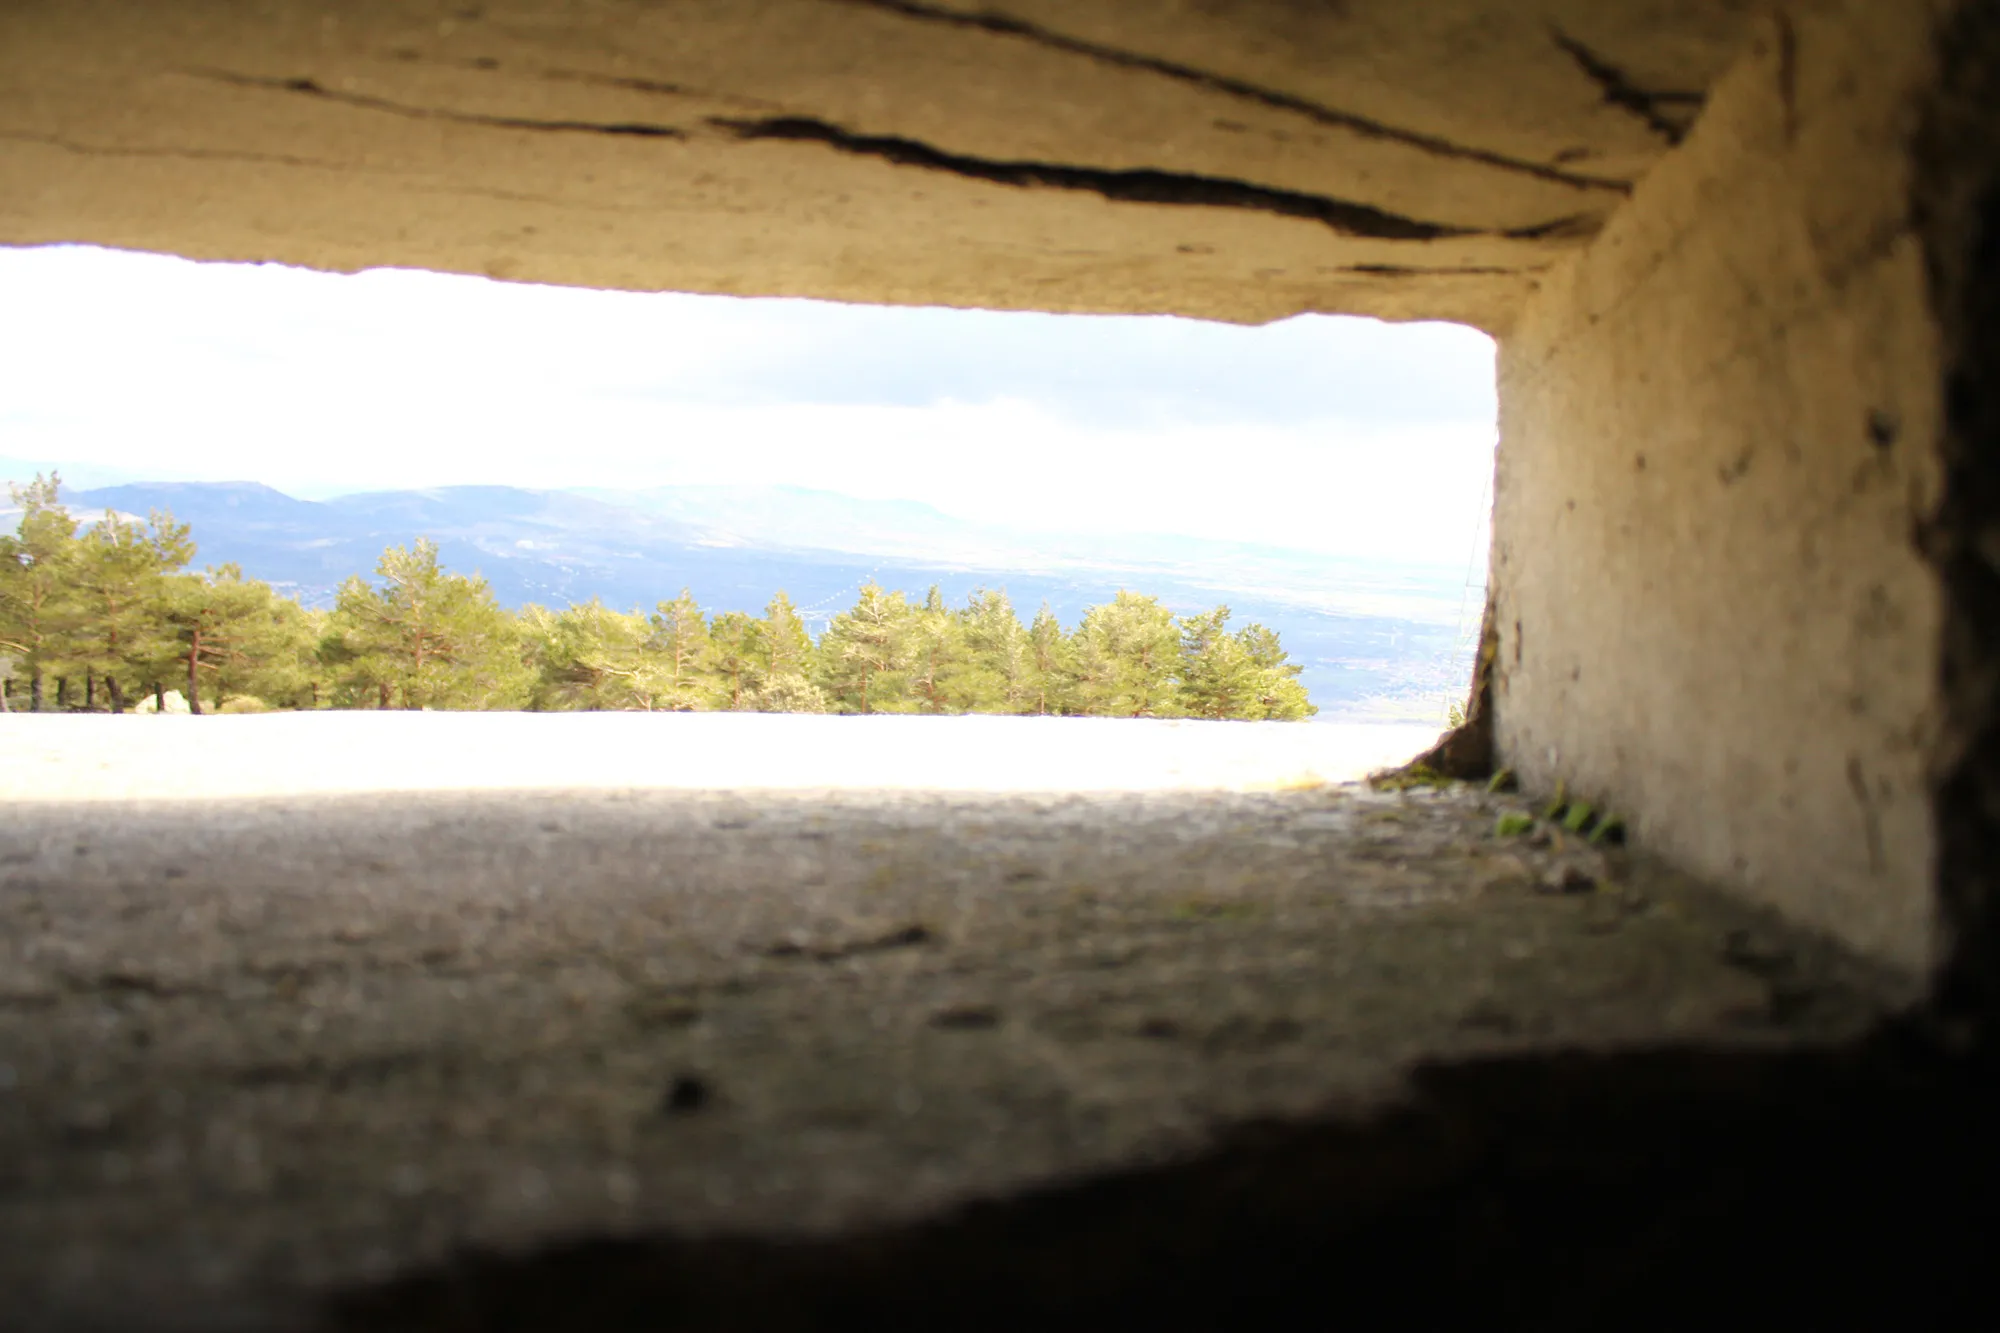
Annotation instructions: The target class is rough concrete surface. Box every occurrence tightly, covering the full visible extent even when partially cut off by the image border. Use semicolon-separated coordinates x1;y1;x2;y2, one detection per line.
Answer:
0;774;1915;1330
0;1;1760;328
1491;0;1947;971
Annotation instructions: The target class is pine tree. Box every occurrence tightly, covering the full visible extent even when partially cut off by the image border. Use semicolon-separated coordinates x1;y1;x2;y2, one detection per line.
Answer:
162;565;318;713
1238;622;1316;720
68;507;193;712
1024;602;1073;716
519;604;570;709
818;581;913;714
0;474;81;711
908;585;969;714
755;591;813;679
1178;605;1262;720
317;579;397;710
647;589;714;711
956;588;1035;713
260;597;323;709
322;538;531;710
750;591;829;712
1072;591;1182;718
708;610;759;710
524;600;661;711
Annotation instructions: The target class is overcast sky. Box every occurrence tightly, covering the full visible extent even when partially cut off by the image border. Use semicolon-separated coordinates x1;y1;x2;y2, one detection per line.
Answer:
0;244;1496;565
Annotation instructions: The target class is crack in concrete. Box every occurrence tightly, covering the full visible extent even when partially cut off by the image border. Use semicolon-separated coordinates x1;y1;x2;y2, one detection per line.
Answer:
1550;28;1706;146
0;128;348;174
1846;757;1889;876
195;71;687;140
714;115;1593;242
0;128;640;214
92;70;1602;245
1776;11;1801;146
534;65;790;115
1334;263;1521;278
829;0;1634;195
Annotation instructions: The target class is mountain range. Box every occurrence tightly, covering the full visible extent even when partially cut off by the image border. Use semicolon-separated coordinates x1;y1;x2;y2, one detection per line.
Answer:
4;471;1480;722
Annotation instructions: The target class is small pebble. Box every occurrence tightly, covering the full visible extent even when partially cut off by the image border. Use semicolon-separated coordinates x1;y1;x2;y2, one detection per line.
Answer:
1540;863;1597;895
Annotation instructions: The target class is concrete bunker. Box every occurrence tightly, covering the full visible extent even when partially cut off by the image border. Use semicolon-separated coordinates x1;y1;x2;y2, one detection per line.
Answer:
3;0;1999;1325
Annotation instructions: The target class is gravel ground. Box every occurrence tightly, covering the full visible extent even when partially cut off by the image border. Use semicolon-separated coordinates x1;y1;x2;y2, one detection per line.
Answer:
0;771;1916;1331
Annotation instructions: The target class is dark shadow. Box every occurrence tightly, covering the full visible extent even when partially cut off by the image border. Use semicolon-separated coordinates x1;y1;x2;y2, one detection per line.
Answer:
328;1021;1997;1331
1918;0;2000;1036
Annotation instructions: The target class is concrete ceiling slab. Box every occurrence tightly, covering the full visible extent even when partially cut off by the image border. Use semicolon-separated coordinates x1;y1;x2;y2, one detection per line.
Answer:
0;1;1766;326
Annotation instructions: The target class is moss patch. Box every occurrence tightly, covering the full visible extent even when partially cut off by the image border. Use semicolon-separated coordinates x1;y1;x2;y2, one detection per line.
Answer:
1170;898;1264;923
1367;763;1456;792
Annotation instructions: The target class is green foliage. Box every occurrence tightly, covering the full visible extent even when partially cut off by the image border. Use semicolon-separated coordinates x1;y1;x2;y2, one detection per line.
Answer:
818;581;914;715
1177;607;1257;720
908;584;970;714
521;599;659;711
1025;602;1073;716
707;610;760;711
955;588;1033;713
66;506;193;711
0;473;81;710
216;695;272;715
1145;601;1320;722
2;479;1321;721
1494;811;1537;838
323;538;531;710
163;564;317;713
648;589;717;712
1072;591;1182;718
750;592;828;713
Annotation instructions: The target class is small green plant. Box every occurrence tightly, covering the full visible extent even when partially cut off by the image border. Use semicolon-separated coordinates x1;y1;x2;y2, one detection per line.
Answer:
1494;812;1536;838
1487;768;1518;793
1369;762;1453;792
1541;780;1570;821
1589;815;1628;846
1562;802;1597;834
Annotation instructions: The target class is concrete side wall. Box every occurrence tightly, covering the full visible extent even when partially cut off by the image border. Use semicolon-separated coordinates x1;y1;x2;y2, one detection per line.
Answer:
1493;0;1948;970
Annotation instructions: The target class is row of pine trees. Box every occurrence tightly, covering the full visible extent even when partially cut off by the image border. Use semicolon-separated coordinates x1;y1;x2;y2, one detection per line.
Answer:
0;475;1315;720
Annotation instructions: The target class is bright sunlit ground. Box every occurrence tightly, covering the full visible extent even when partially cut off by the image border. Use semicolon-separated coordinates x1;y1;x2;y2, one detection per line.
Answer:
0;713;1442;802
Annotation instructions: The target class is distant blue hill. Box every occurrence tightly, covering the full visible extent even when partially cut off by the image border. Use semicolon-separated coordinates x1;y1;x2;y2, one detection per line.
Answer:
54;480;1473;723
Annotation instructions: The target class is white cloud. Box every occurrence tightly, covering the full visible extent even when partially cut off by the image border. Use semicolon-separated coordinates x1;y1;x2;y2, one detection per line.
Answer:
0;244;1496;565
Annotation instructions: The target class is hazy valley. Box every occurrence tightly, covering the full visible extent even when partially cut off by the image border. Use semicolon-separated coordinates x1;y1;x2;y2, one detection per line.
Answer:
9;471;1479;721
